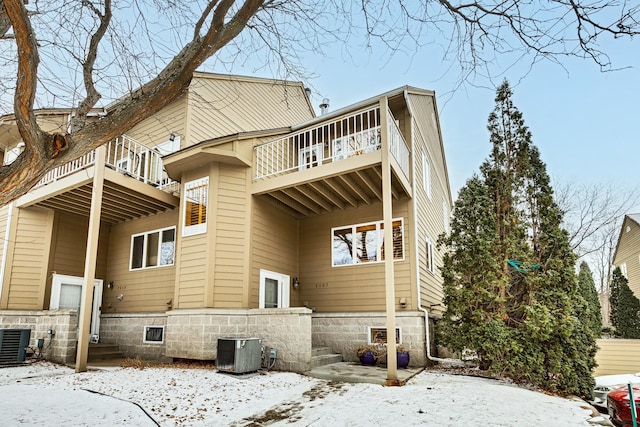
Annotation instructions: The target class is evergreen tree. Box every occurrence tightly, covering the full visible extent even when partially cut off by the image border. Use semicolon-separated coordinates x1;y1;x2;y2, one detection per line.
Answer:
437;80;597;398
609;268;640;339
577;262;603;337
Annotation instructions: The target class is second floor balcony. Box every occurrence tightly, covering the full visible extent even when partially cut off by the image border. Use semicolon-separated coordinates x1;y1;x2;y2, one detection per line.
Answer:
252;104;412;217
17;135;180;224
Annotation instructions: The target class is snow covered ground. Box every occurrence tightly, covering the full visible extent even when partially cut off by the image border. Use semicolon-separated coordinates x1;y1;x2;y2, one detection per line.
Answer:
0;361;609;426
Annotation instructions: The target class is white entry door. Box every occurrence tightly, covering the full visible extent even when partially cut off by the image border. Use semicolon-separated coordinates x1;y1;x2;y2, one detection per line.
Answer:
50;274;103;340
259;269;290;309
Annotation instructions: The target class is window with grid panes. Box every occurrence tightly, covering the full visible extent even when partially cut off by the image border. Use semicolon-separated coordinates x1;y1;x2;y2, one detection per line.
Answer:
130;227;175;270
332;218;404;267
183;177;208;236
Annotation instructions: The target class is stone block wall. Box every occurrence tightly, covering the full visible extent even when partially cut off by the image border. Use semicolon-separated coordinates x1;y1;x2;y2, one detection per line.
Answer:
311;311;428;366
165;309;250;360
99;313;171;362
248;308;312;373
164;308;312;373
0;310;78;364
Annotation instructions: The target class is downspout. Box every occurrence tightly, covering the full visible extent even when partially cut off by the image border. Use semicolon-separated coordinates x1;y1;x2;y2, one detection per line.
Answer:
0;202;14;304
404;90;461;365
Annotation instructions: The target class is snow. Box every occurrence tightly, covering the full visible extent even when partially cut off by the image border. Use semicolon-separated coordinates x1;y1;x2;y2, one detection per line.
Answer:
0;362;603;426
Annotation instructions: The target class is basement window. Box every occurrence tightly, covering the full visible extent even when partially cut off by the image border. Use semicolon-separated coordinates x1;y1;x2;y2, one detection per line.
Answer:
143;326;165;344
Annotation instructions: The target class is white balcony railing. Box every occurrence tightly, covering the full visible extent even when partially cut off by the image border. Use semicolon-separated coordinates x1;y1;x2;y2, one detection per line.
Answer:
35;135;178;192
254;106;410;180
387;107;410;180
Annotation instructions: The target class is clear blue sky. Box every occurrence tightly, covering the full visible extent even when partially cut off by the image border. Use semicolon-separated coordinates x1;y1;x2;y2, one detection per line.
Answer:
266;37;640;201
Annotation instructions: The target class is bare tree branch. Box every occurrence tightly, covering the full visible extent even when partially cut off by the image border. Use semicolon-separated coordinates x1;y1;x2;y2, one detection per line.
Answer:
556;181;640;294
0;1;12;38
1;0;639;205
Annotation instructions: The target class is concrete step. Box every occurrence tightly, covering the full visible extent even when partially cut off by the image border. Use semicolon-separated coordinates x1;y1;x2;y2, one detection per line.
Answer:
311;347;333;357
311;353;343;369
88;343;124;362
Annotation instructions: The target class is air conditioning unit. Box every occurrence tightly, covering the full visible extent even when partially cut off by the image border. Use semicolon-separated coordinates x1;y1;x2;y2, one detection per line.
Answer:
217;337;262;374
0;328;31;365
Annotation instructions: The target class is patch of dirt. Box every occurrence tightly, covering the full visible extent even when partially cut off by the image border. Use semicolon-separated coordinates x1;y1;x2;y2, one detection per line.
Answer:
236;381;346;425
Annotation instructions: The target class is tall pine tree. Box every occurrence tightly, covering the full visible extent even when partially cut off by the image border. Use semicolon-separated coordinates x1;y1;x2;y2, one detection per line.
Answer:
438;81;596;398
577;262;603;338
609;267;640;339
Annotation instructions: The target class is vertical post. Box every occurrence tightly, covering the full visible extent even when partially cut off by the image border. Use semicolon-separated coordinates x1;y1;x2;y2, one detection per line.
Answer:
380;97;398;384
629;383;638;427
76;145;106;373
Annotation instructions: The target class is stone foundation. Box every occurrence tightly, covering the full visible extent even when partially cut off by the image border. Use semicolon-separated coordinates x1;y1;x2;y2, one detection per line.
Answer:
0;310;78;364
311;311;429;366
1;308;434;372
99;313;171;362
164;307;312;373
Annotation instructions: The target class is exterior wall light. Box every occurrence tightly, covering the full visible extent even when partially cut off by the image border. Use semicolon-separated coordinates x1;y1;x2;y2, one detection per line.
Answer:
292;277;300;290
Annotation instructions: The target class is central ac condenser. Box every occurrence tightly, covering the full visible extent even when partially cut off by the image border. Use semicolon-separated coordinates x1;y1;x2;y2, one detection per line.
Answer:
216;337;262;374
0;328;31;365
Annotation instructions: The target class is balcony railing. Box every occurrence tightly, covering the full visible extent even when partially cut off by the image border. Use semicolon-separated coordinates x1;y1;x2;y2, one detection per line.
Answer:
35;135;178;192
254;106;410;180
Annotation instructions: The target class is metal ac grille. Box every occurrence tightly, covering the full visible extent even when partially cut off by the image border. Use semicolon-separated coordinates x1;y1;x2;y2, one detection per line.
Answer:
0;329;31;364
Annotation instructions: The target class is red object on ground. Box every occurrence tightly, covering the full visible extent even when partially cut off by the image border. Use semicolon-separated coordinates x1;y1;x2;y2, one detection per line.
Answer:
608;385;640;427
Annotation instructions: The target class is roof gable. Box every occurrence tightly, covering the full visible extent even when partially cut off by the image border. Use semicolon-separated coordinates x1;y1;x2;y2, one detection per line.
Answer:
185;73;315;144
613;213;640;265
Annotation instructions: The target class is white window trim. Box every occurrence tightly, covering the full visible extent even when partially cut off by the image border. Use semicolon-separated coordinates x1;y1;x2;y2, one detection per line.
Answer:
367;326;403;345
422;151;432;200
259;269;290;309
426;235;435;274
142;326;165;344
129;226;176;271
442;200;449;234
182;177;209;237
331;218;405;267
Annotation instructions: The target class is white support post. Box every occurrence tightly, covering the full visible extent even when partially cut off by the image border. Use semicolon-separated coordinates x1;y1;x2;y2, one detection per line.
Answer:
76;145;106;373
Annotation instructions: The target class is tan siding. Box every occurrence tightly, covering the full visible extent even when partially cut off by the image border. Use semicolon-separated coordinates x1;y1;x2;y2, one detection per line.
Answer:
613;217;640;299
186;75;314;145
595;339;640;376
408;93;450;316
250;198;299;308
6;208;54;309
125;96;187;149
50;212;110;279
298;203;411;312
104;210;179;313
409;94;449;195
212;165;250;308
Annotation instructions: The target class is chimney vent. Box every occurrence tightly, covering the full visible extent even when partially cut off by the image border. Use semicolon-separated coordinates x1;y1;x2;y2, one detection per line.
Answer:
319;98;330;115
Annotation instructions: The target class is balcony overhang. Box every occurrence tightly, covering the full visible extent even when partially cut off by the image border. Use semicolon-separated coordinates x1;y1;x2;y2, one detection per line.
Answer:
17;166;179;224
252;153;411;218
164;145;251;180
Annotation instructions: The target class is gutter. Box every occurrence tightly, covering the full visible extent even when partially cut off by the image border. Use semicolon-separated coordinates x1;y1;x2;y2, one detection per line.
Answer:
404;89;461;366
291;85;434;132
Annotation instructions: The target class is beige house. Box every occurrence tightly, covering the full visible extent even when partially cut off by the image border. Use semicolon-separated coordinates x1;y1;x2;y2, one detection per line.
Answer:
0;73;452;373
613;213;640;300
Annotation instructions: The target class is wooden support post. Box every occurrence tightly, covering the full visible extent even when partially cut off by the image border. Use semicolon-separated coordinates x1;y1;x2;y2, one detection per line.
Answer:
76;146;106;373
380;97;399;384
